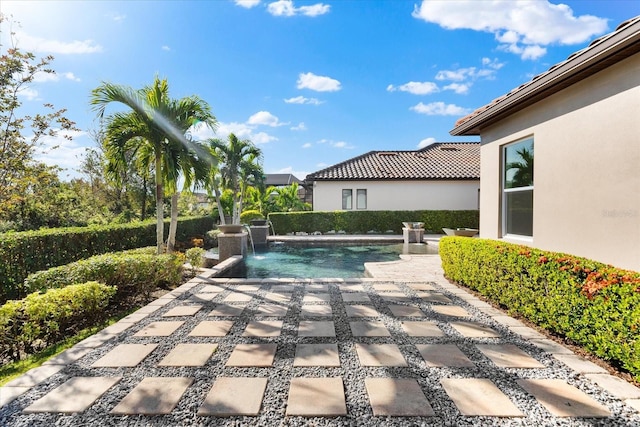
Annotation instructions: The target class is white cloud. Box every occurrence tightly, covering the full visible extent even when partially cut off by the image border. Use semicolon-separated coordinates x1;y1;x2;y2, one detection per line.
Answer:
386;81;438;95
252;132;279;144
302;142;312;148
62;72;81;82
410;102;471;116
247;111;287;127
412;0;608;60
284;95;324;105
297;72;341;92
18;87;39;101
35;129;89;171
235;0;261;8
14;30;102;54
418;137;436;149
32;71;80;83
109;13;126;22
161;45;171;51
443;83;469;94
267;0;330;17
190;120;278;146
435;68;475;82
291;122;306;131
314;139;353;149
316;162;329;168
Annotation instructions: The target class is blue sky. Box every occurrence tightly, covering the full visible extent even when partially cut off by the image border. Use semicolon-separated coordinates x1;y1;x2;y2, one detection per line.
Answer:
2;0;638;181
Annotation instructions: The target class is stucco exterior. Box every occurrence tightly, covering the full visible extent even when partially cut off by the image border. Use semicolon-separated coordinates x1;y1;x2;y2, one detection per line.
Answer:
312;180;480;211
478;52;640;271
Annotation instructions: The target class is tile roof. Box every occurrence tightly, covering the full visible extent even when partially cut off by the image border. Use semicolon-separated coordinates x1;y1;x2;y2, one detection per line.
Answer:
305;142;479;181
451;15;640;136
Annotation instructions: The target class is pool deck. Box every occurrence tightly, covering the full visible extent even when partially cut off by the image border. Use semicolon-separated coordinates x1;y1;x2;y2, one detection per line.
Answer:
1;239;640;426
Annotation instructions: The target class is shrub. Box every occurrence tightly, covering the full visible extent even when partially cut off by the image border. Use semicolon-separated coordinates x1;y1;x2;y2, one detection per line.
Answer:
185;247;205;274
268;210;479;235
240;210;264;223
439;237;640;381
0;216;211;301
0;281;116;362
23;250;184;305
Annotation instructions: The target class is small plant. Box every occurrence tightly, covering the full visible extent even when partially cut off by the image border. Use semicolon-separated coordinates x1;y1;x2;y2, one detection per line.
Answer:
185;247;205;275
240;209;264;223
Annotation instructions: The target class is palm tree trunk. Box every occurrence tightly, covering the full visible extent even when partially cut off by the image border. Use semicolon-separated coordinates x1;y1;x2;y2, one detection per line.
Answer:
140;175;147;221
167;192;179;253
155;153;164;255
213;186;225;225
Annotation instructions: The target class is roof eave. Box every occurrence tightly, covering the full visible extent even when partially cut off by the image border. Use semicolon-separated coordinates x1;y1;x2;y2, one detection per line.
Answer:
450;18;640;136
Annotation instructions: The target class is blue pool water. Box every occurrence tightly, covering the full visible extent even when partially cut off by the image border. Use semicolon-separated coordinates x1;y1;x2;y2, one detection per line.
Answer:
234;242;438;278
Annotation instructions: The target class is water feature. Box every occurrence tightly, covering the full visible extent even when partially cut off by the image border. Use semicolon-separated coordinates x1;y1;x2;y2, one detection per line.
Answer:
243;224;255;255
268;220;276;236
219;242;438;279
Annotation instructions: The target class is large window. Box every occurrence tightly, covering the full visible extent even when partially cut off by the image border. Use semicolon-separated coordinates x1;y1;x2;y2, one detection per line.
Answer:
342;189;353;210
356;189;367;209
503;137;533;237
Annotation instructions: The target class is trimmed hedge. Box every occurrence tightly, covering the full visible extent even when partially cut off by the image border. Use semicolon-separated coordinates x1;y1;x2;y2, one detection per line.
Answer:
22;249;184;304
268;210;479;235
0;216;211;301
439;237;640;381
0;282;116;362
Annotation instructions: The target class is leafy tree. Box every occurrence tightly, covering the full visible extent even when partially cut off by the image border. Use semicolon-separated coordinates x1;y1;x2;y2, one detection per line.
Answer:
0;14;78;226
90;77;216;253
271;182;311;212
207;133;263;224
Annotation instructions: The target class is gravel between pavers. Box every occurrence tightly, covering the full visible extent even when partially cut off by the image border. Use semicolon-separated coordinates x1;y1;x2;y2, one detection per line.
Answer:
1;277;639;426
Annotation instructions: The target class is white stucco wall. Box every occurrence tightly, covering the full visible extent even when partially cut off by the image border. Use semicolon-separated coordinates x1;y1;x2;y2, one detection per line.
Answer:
479;52;640;271
311;180;480;211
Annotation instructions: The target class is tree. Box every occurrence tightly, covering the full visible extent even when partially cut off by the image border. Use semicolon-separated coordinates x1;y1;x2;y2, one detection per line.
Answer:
91;77;217;253
207;133;263;224
271;182;311;212
0;14;78;226
506;147;534;188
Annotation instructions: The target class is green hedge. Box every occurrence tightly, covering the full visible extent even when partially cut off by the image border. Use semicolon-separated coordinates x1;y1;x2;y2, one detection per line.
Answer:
0;282;116;362
0;216;211;301
439;237;640;381
22;249;184;304
268;210;479;235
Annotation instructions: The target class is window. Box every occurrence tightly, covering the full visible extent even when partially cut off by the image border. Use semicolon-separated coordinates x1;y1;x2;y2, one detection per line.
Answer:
342;189;352;210
356;189;367;209
503;137;533;237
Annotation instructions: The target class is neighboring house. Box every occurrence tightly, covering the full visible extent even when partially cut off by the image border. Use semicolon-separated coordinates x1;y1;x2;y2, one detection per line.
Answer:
304;142;480;211
264;173;310;204
450;16;640;271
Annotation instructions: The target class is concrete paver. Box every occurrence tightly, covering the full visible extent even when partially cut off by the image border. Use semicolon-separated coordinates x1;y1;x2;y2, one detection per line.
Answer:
298;321;336;337
441;378;524;417
417;292;453;304
416;344;475;367
350;321;391;337
92;343;158;367
293;343;340;366
188;320;234;337
345;305;379;317
208;304;246;317
0;386;31;407
341;292;370;302
355;343;407;367
517;379;611;417
243;320;283;337
42;346;94;366
401;321;444;337
254;303;289;317
365;378;435;416
431;305;470;317
388;305;425;317
163;305;202;317
133;321;184;337
23;377;121;413
300;305;333;317
188;293;219;303
111;377;193;415
303;293;330;303
158;343;218;366
552;353;608;373
264;292;291;302
477;344;545;368
225;344;277;367
372;283;402;292
450;321;501;338
286;377;347;416
584;373;640;399
199;377;268;416
223;292;253;302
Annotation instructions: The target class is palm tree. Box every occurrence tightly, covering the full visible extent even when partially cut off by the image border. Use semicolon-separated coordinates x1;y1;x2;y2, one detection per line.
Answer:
91;77;217;254
207;133;263;224
272;182;310;212
506;147;534;188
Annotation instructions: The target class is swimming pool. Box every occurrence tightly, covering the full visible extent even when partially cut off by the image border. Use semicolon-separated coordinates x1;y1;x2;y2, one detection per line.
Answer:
226;242;438;279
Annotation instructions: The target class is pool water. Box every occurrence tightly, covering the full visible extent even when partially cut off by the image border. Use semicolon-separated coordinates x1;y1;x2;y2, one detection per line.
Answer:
234;242;438;279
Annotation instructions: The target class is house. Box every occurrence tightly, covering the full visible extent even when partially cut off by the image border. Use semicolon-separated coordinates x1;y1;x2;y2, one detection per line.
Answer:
264;173;311;205
450;16;640;271
304;142;480;211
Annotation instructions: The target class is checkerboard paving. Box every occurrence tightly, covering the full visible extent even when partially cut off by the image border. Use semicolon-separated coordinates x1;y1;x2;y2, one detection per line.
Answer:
2;276;635;423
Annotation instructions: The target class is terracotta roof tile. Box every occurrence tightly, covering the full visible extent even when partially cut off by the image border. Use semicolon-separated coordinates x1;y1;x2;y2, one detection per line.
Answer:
305;142;479;181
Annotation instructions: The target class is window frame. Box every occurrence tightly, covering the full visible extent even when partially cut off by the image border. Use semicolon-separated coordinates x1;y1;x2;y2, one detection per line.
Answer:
342;189;353;210
356;189;367;210
501;137;534;239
